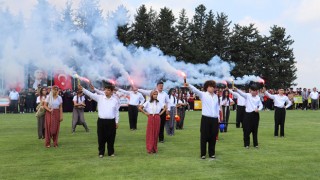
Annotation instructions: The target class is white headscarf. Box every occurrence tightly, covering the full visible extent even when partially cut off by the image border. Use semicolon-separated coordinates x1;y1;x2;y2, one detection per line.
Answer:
47;91;54;109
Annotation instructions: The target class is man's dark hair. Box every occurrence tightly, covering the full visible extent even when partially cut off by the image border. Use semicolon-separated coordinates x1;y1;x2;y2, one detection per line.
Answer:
104;84;114;91
203;80;216;91
157;81;164;85
250;84;258;91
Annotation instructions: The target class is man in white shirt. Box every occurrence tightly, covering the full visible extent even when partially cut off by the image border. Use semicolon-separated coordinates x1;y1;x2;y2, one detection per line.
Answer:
229;87;246;128
79;83;120;158
118;87;145;130
138;81;169;143
309;87;319;110
184;80;220;159
9;89;19;113
263;87;292;137
232;84;263;149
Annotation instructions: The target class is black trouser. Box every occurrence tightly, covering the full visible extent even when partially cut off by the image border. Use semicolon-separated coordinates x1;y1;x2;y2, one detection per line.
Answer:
274;107;286;137
302;100;308;110
221;106;230;132
200;116;219;157
128;105;138;129
236;105;245;128
232;99;237;110
311;99;318;110
176;107;186;129
189;101;194;110
19;104;25;113
243;112;259;147
97;118;116;156
10;100;18;113
159;110;166;142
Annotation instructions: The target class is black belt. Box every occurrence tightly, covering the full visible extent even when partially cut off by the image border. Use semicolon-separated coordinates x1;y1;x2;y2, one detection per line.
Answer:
98;118;115;120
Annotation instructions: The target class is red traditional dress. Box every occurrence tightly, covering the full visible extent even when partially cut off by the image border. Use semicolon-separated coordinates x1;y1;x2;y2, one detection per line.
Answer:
45;95;62;147
142;100;164;153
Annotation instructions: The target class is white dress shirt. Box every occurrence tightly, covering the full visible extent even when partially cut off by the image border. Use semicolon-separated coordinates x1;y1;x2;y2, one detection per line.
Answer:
265;91;292;108
235;89;263;113
143;101;164;115
168;95;177;108
229;90;246;106
309;91;319;100
118;89;145;106
138;89;169;108
9;91;19;100
83;88;120;123
189;84;220;118
219;97;234;106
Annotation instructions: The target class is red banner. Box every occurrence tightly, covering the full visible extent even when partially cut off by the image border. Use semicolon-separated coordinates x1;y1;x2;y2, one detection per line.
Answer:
54;71;72;90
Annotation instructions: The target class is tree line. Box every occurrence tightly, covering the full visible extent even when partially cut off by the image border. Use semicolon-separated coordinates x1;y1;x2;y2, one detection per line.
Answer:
117;4;297;88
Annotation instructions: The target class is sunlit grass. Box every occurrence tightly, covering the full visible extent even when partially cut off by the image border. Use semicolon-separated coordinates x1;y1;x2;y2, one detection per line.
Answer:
0;110;319;179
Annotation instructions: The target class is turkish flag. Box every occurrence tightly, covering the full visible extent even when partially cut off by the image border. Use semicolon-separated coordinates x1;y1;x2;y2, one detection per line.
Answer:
54;70;72;90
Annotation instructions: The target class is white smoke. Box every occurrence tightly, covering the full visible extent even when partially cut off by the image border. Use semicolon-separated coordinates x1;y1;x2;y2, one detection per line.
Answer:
0;0;261;92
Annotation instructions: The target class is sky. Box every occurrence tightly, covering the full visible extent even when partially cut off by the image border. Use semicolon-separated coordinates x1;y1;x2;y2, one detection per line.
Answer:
1;0;320;89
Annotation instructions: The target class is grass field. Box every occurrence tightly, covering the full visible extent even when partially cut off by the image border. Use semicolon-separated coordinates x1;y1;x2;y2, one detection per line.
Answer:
0;110;320;180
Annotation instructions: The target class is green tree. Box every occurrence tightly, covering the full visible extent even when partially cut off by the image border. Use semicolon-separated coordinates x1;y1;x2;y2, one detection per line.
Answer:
203;10;216;61
262;25;297;88
117;23;131;46
130;5;157;48
187;4;207;63
175;9;190;61
213;12;232;60
154;7;177;56
229;24;263;77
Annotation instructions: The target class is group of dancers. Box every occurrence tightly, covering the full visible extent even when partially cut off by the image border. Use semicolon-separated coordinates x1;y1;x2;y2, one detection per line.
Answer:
40;78;292;159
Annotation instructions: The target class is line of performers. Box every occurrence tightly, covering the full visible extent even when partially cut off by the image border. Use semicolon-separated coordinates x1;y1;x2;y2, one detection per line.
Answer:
39;79;292;160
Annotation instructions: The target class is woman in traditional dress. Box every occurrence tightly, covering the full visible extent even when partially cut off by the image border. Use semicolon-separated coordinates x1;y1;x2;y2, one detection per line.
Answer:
36;87;47;139
72;89;89;133
43;85;63;148
139;91;166;154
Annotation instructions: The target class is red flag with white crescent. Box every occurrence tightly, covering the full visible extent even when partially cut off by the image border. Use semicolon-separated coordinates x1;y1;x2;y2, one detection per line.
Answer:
54;71;72;90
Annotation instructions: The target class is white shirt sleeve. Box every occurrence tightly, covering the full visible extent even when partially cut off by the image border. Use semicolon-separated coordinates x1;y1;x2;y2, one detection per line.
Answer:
265;91;275;100
188;84;203;99
139;93;145;105
138;89;152;96
83;88;100;102
236;89;248;99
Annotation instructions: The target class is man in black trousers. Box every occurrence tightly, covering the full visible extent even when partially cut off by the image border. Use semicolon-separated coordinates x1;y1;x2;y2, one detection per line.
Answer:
117;87;145;130
232;84;263;148
80;83;120;158
229;87;246;128
263;87;292;137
